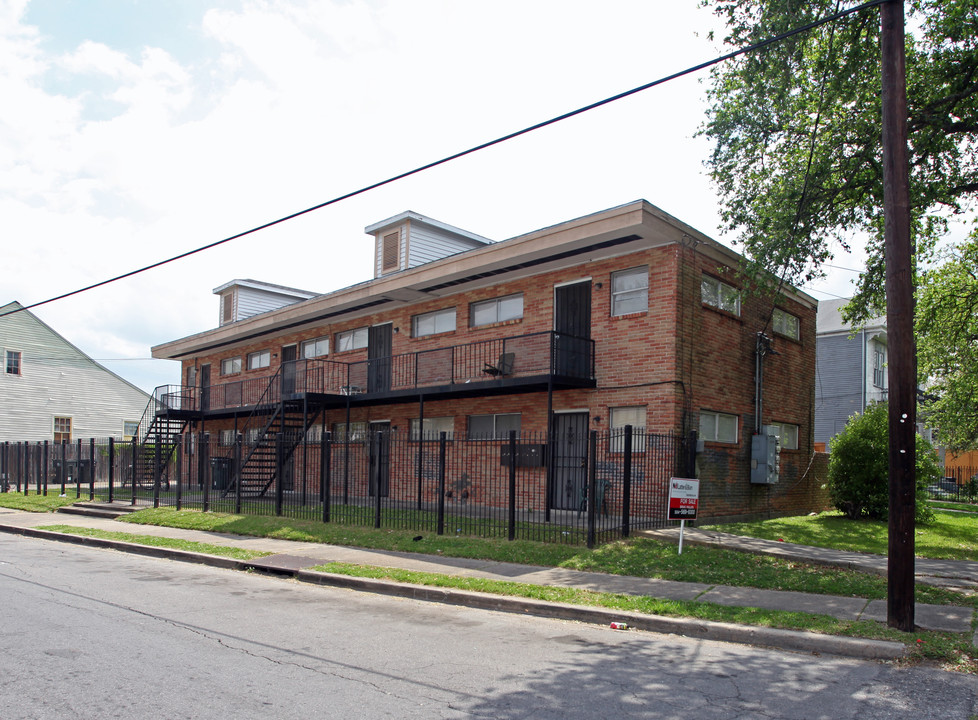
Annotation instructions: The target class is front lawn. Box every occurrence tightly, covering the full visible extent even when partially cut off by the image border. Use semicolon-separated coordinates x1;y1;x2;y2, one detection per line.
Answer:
0;490;85;513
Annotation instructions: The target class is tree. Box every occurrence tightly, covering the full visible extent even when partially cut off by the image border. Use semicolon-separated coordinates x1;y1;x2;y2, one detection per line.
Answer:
700;0;978;320
828;402;938;522
916;231;978;450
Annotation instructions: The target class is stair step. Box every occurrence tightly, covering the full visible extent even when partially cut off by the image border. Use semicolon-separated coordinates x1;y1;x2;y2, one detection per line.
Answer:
57;502;140;519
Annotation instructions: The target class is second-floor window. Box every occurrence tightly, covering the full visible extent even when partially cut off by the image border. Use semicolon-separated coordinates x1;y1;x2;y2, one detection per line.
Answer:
5;350;21;375
336;327;368;352
413;307;456;338
471;294;523;327
701;275;741;316
247;350;270;370
772;308;800;340
221;357;242;375
301;337;329;358
611;267;649;316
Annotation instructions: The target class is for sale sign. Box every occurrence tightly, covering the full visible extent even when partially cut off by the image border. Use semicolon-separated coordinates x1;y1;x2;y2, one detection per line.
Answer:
668;477;699;520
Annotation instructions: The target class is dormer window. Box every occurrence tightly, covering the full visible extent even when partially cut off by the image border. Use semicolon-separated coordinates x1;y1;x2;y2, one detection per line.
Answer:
382;230;400;273
221;293;234;324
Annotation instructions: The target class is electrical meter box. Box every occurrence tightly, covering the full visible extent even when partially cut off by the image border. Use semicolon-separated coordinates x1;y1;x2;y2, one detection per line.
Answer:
750;425;781;484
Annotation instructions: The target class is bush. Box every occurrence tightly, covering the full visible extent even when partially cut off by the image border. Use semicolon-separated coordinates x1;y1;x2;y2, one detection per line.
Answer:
827;402;937;523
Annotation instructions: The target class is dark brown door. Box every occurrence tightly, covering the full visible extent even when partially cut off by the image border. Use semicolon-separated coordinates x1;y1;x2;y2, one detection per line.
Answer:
554;281;592;378
199;364;211;411
368;324;392;393
281;345;297;395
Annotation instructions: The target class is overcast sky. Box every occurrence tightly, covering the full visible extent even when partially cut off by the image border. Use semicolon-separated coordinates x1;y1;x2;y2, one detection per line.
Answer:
3;0;872;394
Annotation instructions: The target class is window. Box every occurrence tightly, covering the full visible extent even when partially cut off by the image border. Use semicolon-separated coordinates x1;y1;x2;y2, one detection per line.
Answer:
123;421;139;439
301;336;329;359
382;230;400;272
609;406;647;452
772;308;800;340
701;275;741;316
333;421;367;443
5;350;21;375
221;293;233;324
767;422;799;450
413;307;456;337
699;411;738;444
467;413;521;439
247;350;270;370
219;429;236;446
611;267;649;316
221;357;242;375
54;417;72;444
409;416;455;440
873;346;886;388
246;428;261;444
336;327;368;352
471;294;524;327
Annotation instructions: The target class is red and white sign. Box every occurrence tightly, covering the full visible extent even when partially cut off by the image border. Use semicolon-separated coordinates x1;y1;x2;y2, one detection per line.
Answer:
668;477;699;520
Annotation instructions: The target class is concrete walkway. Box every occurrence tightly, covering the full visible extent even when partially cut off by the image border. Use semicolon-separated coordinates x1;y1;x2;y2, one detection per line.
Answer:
0;505;974;659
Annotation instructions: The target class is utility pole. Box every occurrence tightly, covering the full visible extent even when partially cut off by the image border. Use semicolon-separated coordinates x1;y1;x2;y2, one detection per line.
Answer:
880;0;916;632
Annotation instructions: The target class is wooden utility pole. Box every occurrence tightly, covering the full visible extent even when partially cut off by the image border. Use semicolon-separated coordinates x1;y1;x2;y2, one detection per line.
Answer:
881;0;916;632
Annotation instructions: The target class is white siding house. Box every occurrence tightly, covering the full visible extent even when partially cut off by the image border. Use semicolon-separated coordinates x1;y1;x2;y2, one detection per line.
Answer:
0;301;150;442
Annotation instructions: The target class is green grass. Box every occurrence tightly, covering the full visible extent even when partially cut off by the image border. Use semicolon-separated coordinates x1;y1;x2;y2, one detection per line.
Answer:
35;525;273;561
702;510;978;562
929;500;978;513
0;490;86;512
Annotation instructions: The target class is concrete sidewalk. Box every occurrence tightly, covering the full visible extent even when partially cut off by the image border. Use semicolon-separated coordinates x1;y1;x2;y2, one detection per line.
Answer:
0;505;973;659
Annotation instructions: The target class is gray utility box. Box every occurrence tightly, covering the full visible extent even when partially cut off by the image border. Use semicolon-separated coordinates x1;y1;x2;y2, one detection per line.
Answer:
750;426;781;484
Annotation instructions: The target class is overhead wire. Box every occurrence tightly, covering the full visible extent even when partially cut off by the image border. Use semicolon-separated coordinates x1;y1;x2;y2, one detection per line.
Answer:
0;0;888;321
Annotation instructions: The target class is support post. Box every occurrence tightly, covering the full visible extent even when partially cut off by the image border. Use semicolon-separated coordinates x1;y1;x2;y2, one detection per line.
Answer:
436;432;447;535
508;430;517;542
622;425;632;538
586;430;597;549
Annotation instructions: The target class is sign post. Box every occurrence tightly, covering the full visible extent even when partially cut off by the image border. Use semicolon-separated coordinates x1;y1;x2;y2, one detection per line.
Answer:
668;477;699;554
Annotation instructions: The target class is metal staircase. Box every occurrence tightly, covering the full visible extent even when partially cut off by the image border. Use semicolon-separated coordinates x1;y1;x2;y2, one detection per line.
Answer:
131;388;190;490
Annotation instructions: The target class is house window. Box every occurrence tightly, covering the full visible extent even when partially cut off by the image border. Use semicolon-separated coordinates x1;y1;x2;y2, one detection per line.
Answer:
467;413;521;440
609;406;647;452
246;428;261;444
413;307;456;338
221;357;242;375
772;308;800;340
123;421;139;439
5;350;21;375
409;416;455;440
332;421;367;443
336;327;368;352
873;346;886;388
701;275;741;316
54;417;72;444
301;337;329;359
382;230;400;272
611;267;649;316
221;293;234;324
767;422;799;450
699;411;738;444
471;294;523;327
219;429;236;446
247;350;270;370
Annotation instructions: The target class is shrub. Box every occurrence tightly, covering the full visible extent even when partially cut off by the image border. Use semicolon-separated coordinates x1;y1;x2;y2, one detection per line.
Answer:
827;402;937;523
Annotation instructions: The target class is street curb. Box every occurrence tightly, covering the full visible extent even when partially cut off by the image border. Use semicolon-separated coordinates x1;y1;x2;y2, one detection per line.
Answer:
0;524;908;661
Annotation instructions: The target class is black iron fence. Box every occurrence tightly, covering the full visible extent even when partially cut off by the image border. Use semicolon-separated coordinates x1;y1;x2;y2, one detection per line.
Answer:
0;428;691;546
929;466;978;504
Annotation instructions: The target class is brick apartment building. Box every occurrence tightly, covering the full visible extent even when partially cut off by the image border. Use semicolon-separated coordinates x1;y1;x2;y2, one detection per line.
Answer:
149;200;823;524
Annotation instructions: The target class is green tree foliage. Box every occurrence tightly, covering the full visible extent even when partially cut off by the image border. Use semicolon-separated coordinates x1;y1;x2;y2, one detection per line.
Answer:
828;402;938;522
917;232;978;450
700;0;978;319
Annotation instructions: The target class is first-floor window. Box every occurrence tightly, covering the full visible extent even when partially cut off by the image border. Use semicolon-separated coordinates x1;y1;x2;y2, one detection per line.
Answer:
247;350;270;370
767;422;799;450
221;357;242;375
467;413;521;439
54;417;72;444
873;345;886;388
332;421;367;443
409;416;455;440
699;411;738;444
123;421;139;439
219;429;236;446
5;350;21;375
609;406;647;452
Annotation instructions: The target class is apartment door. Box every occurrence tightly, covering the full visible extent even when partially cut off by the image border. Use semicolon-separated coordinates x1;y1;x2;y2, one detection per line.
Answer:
199;364;211;412
551;412;589;510
368;421;391;497
281;344;297;395
368;324;392;393
553;281;592;378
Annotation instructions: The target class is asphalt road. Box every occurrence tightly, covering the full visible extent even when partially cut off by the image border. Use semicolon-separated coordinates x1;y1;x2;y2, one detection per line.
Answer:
1;534;975;720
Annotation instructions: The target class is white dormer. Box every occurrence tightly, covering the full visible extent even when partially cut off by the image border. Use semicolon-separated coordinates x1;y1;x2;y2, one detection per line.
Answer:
365;211;492;278
214;279;318;327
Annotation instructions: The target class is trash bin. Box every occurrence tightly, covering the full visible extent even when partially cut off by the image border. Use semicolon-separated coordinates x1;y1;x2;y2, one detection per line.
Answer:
210;457;232;490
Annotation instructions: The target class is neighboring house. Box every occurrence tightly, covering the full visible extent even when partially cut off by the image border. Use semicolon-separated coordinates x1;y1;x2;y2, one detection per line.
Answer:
0;301;151;442
814;298;888;450
151;200;819;523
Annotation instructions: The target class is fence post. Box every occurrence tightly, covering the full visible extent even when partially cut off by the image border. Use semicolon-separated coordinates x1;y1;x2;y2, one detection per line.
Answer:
275;432;284;516
23;442;29;496
108;437;115;503
373;432;382;530
436;432;447;535
587;430;597;549
89;438;96;501
622;425;632;538
175;437;183;511
202;433;211;513
508;430;517;541
153;433;162;508
234;433;243;515
75;438;82;498
321;430;331;524
60;441;67;497
1;442;7;492
130;436;137;505
40;441;47;496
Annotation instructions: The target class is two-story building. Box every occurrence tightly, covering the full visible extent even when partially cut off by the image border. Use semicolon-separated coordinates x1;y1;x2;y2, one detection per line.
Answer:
150;200;821;523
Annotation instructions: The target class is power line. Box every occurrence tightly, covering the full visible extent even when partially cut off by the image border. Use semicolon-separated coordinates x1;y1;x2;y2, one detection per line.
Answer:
1;0;887;321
